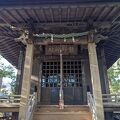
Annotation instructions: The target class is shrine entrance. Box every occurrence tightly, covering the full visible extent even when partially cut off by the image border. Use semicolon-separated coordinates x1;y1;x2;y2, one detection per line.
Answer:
40;59;83;105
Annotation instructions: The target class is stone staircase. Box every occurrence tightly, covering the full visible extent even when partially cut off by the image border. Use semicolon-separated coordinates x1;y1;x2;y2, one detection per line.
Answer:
32;105;92;120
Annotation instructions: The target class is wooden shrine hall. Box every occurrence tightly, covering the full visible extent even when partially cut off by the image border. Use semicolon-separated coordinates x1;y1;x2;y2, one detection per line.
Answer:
0;0;120;120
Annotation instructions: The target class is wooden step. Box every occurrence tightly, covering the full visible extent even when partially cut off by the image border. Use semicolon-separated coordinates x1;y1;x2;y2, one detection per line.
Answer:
36;105;90;112
32;105;92;120
33;113;92;120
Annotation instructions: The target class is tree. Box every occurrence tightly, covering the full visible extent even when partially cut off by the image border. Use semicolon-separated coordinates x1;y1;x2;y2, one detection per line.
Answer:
0;55;16;94
107;59;120;93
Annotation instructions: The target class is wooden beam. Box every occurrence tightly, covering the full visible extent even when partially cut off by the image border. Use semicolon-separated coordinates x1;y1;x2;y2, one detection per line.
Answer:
105;6;118;20
59;7;62;22
0;107;19;112
4;9;20;23
0;10;12;27
50;7;54;22
15;9;26;23
112;8;120;23
32;8;41;23
74;7;79;22
41;8;47;22
34;35;88;45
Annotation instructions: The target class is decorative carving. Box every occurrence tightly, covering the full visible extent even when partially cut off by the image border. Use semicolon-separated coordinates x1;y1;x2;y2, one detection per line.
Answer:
15;29;33;45
15;30;29;45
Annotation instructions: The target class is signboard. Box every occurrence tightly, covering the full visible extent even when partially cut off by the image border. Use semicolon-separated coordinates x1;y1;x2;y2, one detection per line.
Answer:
45;45;78;55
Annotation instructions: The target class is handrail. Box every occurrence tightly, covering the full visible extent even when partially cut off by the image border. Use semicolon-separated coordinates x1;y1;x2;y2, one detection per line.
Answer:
87;92;97;120
26;92;37;120
87;92;120;120
0;93;37;120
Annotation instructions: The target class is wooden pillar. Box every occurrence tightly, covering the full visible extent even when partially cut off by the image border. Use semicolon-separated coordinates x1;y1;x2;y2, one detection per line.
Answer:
19;43;34;120
30;59;42;102
84;60;92;93
15;50;24;94
81;60;87;104
88;42;104;120
97;47;110;94
97;50;106;94
14;50;24;120
100;48;110;94
37;62;43;103
105;112;114;120
12;113;19;120
30;59;40;94
59;50;64;109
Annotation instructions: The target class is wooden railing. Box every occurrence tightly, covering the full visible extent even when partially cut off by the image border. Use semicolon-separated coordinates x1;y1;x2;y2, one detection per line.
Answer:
102;94;120;104
87;92;97;120
113;112;120;120
0;116;12;120
0;95;21;104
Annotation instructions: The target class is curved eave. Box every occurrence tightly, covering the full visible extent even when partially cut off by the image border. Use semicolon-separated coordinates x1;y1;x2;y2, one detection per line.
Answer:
0;1;120;67
0;26;20;67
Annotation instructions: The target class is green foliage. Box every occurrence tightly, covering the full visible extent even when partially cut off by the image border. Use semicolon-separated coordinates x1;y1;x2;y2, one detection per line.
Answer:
1;88;9;95
0;57;15;79
108;59;120;93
